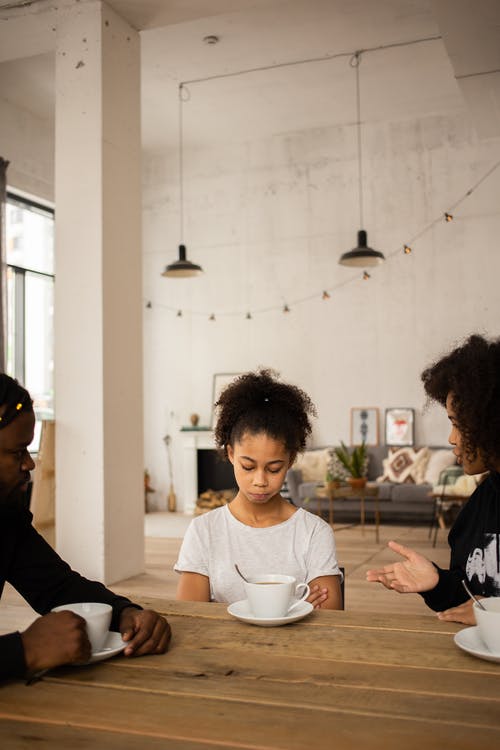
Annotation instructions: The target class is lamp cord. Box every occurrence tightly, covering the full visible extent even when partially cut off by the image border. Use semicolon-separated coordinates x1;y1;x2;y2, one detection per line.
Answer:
178;84;185;243
350;51;363;229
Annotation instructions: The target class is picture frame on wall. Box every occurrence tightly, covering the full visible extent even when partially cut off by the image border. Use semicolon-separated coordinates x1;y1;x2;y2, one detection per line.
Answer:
211;373;242;428
350;407;379;446
385;408;415;446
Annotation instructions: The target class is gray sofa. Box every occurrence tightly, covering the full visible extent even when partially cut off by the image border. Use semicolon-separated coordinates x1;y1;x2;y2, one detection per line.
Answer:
286;445;454;524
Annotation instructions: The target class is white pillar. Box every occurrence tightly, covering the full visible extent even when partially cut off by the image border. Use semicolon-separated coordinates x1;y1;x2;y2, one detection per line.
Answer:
54;1;143;584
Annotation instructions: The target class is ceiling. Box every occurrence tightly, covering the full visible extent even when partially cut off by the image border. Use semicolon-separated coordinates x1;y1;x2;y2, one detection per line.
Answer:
0;0;498;151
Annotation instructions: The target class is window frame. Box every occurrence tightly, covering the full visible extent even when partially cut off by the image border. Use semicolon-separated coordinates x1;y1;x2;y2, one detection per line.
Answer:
5;191;55;451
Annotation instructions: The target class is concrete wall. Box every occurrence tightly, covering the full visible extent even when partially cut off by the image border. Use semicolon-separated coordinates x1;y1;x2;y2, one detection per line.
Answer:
1;96;54;202
143;109;500;510
2;58;500;515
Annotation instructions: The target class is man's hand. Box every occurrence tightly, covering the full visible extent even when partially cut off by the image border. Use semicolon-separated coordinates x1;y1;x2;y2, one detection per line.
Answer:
366;540;440;593
21;611;91;674
119;607;171;657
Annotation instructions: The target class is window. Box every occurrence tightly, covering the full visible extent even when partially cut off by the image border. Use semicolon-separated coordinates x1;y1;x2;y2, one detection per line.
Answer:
5;192;55;451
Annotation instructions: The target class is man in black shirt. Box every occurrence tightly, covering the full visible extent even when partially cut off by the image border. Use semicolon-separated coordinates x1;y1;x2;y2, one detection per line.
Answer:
0;374;171;681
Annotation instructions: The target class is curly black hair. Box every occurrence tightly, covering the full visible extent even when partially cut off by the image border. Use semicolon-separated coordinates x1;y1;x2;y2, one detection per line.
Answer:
214;368;316;459
421;334;500;469
0;373;33;430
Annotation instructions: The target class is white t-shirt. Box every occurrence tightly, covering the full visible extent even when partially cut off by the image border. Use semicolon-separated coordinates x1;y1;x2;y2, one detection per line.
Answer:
174;505;341;603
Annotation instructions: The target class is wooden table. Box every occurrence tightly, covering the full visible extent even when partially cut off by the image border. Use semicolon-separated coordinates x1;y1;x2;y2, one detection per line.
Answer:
1;599;499;749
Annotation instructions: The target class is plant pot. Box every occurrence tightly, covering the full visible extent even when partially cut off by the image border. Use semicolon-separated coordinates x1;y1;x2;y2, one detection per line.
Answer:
327;480;342;491
347;477;367;490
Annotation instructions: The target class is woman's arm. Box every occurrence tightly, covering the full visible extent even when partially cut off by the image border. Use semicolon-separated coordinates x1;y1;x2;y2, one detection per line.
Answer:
176;572;211;602
308;574;342;610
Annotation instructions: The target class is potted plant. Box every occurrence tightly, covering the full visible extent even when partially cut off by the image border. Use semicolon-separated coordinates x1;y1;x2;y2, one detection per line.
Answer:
334;442;368;490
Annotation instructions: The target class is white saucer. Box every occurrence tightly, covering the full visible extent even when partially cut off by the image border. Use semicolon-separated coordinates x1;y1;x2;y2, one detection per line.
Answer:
227;599;313;627
78;631;127;665
454;626;500;663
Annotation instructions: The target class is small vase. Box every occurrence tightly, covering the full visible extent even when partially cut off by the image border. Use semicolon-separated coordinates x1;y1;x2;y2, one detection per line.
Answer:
347;477;367;490
190;413;200;427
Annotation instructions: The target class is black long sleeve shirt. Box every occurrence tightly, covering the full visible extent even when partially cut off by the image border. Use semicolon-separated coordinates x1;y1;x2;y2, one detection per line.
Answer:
422;471;500;611
1;497;139;681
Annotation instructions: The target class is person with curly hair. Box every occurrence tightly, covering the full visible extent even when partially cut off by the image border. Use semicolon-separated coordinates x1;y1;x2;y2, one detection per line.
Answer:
366;334;500;625
175;369;343;609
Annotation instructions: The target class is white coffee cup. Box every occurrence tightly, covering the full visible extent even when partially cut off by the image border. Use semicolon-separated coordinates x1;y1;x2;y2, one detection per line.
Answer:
474;597;500;653
52;602;112;652
243;574;310;618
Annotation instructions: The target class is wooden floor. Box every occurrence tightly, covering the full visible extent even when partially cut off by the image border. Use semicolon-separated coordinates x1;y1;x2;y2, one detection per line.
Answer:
0;520;452;635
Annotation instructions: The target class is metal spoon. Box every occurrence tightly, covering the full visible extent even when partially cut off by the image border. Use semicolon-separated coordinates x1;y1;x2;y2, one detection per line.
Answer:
234;564;249;582
462;578;486;610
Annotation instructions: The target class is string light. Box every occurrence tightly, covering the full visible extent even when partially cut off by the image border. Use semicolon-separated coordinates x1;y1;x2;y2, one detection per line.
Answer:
147;38;500;319
147;158;499;320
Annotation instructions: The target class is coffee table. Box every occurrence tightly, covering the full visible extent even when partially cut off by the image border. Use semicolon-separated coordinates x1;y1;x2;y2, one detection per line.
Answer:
316;482;381;542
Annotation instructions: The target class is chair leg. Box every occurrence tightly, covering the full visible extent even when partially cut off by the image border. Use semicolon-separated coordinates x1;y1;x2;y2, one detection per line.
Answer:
432;516;439;548
429;498;438;538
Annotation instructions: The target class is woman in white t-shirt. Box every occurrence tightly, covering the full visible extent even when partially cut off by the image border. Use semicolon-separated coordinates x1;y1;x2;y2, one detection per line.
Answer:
175;369;343;609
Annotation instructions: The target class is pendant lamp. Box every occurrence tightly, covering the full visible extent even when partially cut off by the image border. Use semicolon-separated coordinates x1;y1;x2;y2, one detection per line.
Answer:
162;244;202;277
339;52;385;268
162;84;203;278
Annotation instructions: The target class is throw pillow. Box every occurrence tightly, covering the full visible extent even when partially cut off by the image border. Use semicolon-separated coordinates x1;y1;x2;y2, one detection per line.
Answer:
432;473;483;497
424;449;456;485
377;447;430;484
293;448;331;483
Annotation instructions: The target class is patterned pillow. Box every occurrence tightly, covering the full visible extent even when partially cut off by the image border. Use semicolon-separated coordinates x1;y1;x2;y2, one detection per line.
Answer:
377;447;430;484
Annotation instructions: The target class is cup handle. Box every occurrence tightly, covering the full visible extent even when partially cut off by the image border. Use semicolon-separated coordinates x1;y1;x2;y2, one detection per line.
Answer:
287;583;310;613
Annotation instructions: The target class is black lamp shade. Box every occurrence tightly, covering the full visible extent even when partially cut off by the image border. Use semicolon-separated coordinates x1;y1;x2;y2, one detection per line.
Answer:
339;230;385;267
162;244;203;278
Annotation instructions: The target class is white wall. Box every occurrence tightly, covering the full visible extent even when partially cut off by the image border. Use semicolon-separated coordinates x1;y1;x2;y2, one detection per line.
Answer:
143;108;500;510
3;41;500;516
0;96;54;202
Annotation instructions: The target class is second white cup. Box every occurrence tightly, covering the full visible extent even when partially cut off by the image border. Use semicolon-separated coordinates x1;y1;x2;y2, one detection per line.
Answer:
474;597;500;653
244;574;310;618
52;602;112;652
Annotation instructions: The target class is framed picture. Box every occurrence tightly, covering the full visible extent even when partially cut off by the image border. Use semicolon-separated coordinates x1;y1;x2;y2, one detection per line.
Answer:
350;407;379;446
211;373;242;428
385;408;415;446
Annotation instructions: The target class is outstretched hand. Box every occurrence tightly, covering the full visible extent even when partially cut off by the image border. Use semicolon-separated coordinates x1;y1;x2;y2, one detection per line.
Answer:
119;607;171;657
366;540;439;593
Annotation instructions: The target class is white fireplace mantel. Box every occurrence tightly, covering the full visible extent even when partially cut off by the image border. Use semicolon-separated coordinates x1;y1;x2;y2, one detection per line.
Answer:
181;429;215;514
